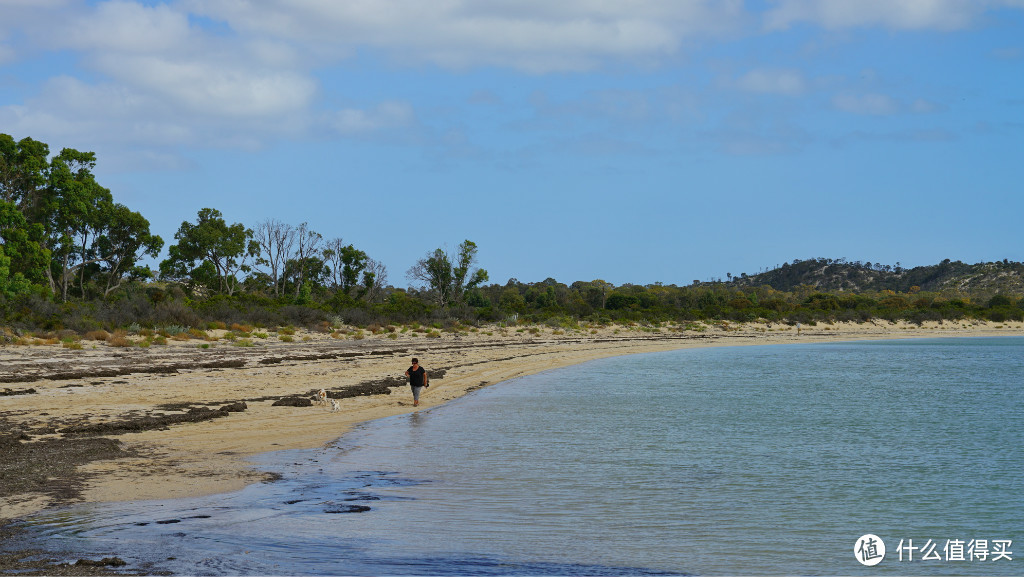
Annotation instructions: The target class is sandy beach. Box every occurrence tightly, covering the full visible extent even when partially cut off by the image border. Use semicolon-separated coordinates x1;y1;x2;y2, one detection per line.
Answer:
2;319;1022;524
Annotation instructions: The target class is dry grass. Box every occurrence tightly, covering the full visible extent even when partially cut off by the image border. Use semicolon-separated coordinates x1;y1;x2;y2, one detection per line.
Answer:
84;330;110;341
106;330;132;348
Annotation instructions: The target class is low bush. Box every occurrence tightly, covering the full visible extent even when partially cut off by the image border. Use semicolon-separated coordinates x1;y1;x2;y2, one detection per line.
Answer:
106;330;132;347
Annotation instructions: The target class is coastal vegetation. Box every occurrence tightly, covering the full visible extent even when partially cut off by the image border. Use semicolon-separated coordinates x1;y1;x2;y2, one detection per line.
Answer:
2;133;1024;338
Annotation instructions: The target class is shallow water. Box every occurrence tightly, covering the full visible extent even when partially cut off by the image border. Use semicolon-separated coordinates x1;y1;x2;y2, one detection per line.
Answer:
11;337;1024;575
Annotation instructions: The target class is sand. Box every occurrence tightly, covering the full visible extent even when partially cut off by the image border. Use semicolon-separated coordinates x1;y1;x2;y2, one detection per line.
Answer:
2;319;1021;522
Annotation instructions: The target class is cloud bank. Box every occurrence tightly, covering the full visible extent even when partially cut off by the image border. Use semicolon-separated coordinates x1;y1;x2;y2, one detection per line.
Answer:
0;0;1020;165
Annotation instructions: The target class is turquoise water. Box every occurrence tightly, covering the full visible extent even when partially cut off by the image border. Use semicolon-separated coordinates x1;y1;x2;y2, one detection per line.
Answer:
15;337;1024;575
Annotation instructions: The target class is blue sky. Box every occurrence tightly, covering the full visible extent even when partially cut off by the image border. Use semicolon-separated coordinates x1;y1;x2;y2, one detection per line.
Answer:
2;0;1022;287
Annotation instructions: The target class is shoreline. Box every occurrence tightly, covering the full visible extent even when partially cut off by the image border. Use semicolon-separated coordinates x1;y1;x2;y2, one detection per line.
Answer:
2;319;1022;524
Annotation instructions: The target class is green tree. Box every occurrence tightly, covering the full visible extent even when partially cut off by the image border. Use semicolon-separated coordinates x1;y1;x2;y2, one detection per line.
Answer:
38;148;115;300
160;208;257;296
498;286;527;314
283;256;330;295
407;239;489;307
2;136;158;300
323;239;369;296
0;134;49;212
590;279;614;309
0;244;32;299
96;203;163;296
0;199;49;288
290;222;322;298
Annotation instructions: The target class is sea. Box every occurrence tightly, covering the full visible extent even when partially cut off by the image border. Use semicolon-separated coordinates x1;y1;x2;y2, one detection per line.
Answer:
9;336;1024;576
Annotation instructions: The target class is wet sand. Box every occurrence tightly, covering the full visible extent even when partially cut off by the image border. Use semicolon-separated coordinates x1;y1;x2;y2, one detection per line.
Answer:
2;318;1021;527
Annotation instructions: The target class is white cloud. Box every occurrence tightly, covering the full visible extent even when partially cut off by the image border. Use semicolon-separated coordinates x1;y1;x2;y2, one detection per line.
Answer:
764;0;1023;30
0;76;195;147
57;0;192;53
0;72;315;157
0;0;325;158
90;53;317;118
735;68;806;95
910;98;945;114
182;0;746;72
328;101;415;135
832;92;900;115
37;1;317;118
0;44;15;65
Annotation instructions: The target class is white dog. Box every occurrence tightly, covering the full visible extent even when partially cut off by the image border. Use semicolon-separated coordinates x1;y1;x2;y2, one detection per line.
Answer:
330;398;340;412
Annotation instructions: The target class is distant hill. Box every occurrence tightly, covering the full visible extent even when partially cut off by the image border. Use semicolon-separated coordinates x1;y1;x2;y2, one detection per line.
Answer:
728;258;1024;295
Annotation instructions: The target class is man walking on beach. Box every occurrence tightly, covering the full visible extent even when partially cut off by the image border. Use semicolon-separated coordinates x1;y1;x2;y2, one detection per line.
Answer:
405;357;428;407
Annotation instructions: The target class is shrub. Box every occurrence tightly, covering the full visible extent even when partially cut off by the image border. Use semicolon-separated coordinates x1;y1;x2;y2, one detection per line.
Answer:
153;300;201;327
279;305;329;327
85;330;110;341
279;335;293;342
106;331;132;347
